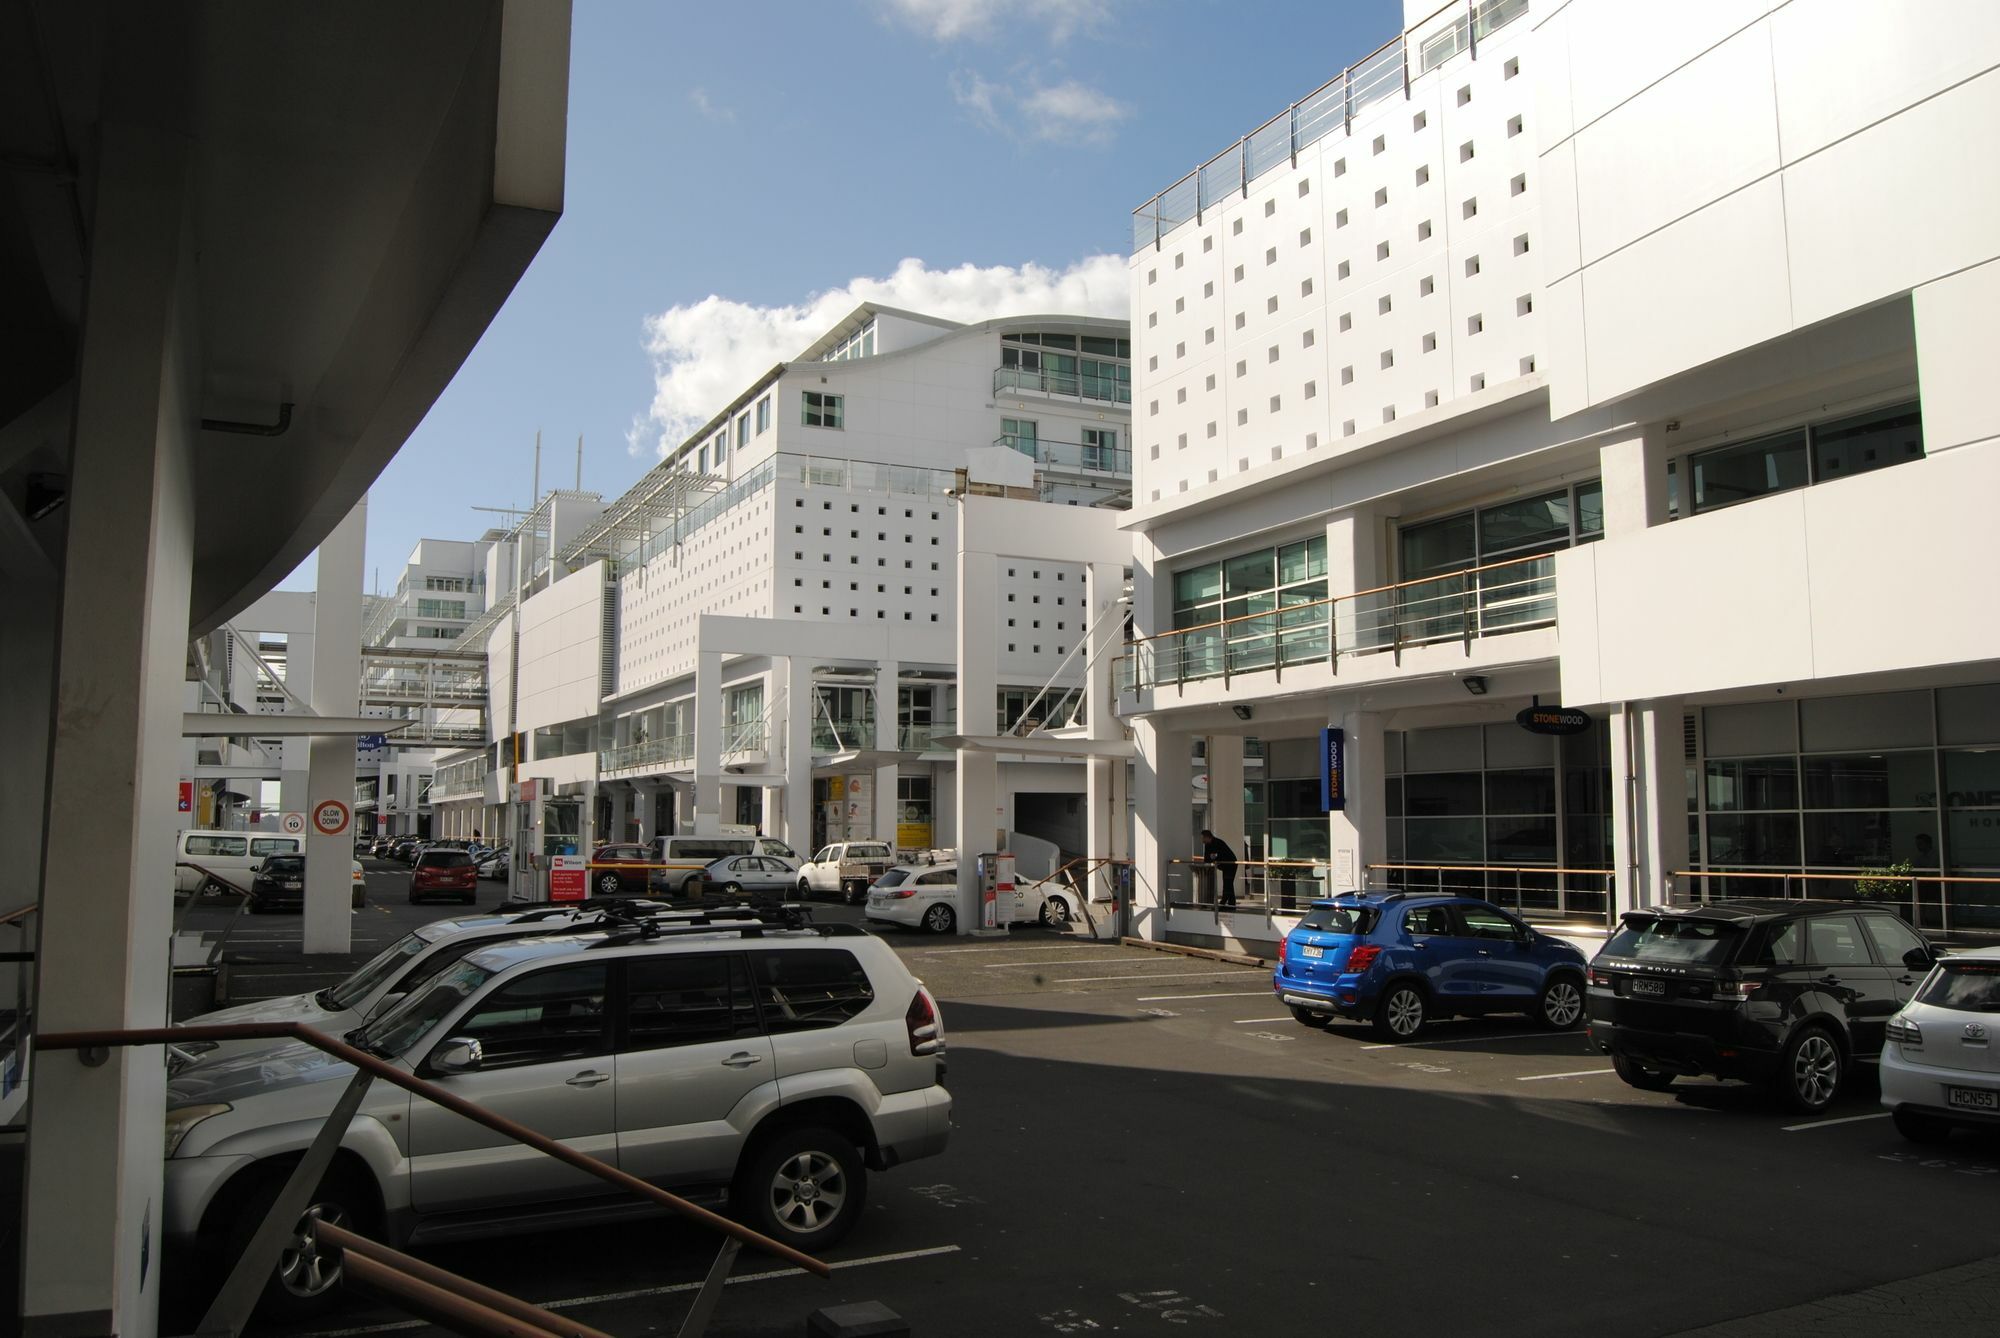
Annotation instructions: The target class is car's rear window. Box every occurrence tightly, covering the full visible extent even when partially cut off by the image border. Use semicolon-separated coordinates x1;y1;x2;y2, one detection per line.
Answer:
425;852;475;869
1298;905;1378;935
873;869;909;889
1916;961;2000;1012
1604;915;1744;965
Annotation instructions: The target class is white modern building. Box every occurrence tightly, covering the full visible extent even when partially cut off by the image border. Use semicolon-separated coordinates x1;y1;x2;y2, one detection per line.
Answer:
1117;0;2000;952
470;304;1133;875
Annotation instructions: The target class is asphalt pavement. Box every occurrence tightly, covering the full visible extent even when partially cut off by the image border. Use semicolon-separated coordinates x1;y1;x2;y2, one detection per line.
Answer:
172;865;2000;1337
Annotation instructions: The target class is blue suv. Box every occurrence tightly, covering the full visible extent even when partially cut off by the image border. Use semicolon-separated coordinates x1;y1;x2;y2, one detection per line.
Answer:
1273;893;1590;1041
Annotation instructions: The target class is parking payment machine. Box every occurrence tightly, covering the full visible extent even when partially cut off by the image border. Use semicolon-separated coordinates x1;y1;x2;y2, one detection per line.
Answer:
977;852;1017;930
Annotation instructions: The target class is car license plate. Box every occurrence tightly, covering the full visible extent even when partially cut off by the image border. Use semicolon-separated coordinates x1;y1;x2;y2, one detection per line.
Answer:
1300;944;1324;959
1946;1086;1998;1112
1631;978;1666;997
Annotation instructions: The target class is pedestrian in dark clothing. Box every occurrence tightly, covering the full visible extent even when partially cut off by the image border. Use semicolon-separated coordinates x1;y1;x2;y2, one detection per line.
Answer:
1200;829;1238;909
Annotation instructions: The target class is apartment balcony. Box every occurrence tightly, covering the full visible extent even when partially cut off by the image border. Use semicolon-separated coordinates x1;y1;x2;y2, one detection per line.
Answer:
598;734;694;779
992;436;1132;478
1115;552;1558;708
992;365;1131;407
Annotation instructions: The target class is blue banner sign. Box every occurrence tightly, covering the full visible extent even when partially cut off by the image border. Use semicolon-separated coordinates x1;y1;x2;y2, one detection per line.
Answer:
356;734;387;751
1320;726;1346;812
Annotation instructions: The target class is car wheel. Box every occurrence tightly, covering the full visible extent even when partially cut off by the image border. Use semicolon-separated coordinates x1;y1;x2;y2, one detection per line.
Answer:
201;877;226;898
1611;1051;1676;1092
597;873;622;897
1893;1107;1953;1144
1536;975;1585;1030
1040;896;1073;926
226;1168;371;1320
733;1126;867;1254
1372;982;1426;1042
797;879;812;897
720;882;744;897
1289;1005;1330;1029
1780;1026;1844;1114
922;903;956;935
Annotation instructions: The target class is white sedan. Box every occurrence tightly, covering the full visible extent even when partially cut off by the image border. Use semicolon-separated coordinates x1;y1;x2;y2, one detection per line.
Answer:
704;853;802;899
865;862;1081;934
1882;948;2000;1143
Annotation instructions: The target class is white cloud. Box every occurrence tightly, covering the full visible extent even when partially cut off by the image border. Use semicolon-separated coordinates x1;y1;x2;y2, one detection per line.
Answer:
951;71;1131;145
688;88;733;123
632;255;1128;457
880;0;1113;44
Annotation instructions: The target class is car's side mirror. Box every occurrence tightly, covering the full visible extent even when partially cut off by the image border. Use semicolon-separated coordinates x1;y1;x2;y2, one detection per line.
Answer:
1904;946;1935;972
429;1037;483;1074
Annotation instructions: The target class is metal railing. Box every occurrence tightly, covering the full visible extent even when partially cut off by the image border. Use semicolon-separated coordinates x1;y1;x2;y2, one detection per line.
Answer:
812;717;874;753
1371;863;1613;926
993;436;1134;476
1166;858;1339;914
992;365;1132;406
0;903;37;1123
35;1021;829;1338
1132;0;1530;252
1667;868;2000;939
1116;551;1556;693
599;734;694;775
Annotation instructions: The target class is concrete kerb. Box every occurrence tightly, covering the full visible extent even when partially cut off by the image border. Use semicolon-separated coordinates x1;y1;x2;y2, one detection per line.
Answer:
1119;936;1266;968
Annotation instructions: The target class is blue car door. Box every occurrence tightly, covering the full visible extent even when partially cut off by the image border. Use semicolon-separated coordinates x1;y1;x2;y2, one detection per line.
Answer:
1456;903;1544;999
1404;904;1482;1001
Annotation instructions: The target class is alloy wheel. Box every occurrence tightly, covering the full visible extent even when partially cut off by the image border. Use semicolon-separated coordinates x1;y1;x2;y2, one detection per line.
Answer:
276;1202;351;1298
1385;987;1424;1038
767;1150;848;1235
1541;979;1583;1029
1791;1033;1841;1109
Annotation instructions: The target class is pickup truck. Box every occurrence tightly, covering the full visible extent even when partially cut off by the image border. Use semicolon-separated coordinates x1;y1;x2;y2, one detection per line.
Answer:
797;841;897;904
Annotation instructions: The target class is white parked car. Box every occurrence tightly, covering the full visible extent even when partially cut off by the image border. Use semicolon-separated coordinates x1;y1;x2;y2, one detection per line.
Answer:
798;841;897;904
864;861;1079;935
1882;948;2000;1143
705;853;802;899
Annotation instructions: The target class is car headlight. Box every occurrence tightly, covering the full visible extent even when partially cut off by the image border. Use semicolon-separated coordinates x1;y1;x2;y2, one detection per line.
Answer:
164;1102;231;1157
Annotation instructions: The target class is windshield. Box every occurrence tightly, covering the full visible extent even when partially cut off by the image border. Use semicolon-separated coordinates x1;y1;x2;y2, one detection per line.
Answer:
1604;916;1744;966
1916;961;2000;1012
323;929;435;1011
1299;905;1378;935
352;959;493;1057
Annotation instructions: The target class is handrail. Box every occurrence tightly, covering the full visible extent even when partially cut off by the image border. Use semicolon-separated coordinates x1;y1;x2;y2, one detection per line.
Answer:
316;1219;612;1338
0;904;37;928
34;1021;832;1279
1370;862;1617;878
1669;868;2000;886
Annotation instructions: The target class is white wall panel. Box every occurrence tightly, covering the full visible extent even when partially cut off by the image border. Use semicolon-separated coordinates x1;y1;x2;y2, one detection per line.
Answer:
1772;0;2000;161
1572;22;1780;266
1914;256;2000;454
1579;176;1791;405
1563;0;1775;132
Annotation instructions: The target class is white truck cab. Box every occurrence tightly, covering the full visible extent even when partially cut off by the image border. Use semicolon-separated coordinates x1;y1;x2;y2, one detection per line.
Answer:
797;841;896;904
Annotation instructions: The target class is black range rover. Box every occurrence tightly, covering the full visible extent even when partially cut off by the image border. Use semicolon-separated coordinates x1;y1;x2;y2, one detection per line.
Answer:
1587;898;1936;1114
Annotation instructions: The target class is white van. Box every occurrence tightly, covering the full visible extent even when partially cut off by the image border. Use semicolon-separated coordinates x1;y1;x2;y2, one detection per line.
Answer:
174;830;303;895
647;834;799;895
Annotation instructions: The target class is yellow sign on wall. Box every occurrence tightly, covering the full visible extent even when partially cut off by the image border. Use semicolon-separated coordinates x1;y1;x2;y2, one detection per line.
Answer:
897;822;934;850
829;776;846;800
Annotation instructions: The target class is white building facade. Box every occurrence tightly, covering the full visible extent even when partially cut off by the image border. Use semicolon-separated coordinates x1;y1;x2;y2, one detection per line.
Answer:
1119;0;2000;951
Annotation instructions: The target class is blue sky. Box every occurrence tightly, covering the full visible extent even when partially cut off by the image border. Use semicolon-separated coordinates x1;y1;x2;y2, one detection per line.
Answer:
294;0;1402;593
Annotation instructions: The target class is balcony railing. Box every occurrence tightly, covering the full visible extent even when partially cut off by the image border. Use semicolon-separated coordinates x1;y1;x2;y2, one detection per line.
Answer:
993;365;1132;406
1132;0;1530;253
1115;551;1556;692
599;734;693;775
812;717;875;753
994;436;1133;476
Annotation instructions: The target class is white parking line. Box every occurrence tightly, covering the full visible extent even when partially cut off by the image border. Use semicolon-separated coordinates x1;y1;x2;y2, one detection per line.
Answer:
1515;1068;1615;1082
299;1244;964;1337
1360;1031;1549;1051
1232;1016;1294;1024
1053;969;1258;984
1135;990;1271;1001
1782;1112;1892;1132
902;946;1025;955
981;955;1153;968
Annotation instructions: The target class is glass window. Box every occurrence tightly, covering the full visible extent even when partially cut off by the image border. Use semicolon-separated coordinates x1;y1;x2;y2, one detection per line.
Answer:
1690;429;1808;513
1806;915;1871;967
449;964;609;1070
1224;551;1274;596
1404;817;1484;862
1485;768;1556;815
1458;905;1525;940
1802;752;1934;810
1915;961;2000;1010
361;960;494;1057
1403;772;1482;816
186;836;247;857
749;949;874;1033
1803;811;1938;868
1399;512;1475;579
1862;915;1928;968
1705;758;1798;812
1477;489;1570;556
1404;905;1461;938
802;392;844;429
1812;403;1923;483
1174;565;1222;609
1604;915;1743;964
1575;479;1604;541
1706;813;1801;866
249;838;298;857
1487;816;1557;864
625;955;759;1049
328;931;433;1010
755;395;770;434
1300;904;1378;934
1750;920;1804;967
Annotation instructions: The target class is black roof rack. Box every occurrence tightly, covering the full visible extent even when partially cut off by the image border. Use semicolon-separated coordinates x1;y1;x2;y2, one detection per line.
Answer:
584;913;863;951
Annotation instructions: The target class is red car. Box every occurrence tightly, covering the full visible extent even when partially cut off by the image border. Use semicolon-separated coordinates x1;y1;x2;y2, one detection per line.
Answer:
409;849;479;905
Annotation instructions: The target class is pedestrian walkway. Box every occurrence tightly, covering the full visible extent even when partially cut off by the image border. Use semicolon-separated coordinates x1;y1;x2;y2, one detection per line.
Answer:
1670;1253;2000;1336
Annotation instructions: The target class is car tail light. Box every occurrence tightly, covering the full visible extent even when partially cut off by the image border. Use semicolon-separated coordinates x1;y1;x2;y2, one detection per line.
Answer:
1586;966;1610;986
886;887;915;899
1887;1015;1923;1049
906;988;943;1056
1277;936;1288;965
1345;944;1381;974
1713;979;1762;1003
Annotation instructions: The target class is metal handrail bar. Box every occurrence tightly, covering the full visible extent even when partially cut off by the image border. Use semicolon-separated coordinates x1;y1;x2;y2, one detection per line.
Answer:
1369;862;1616;877
339;1250;563;1338
0;904;37;927
1124;551;1553;646
316;1219;611;1338
173;860;256;963
1669;868;2000;886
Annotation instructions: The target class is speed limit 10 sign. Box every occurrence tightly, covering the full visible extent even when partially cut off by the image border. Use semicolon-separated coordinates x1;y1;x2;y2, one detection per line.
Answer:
280;812;307;835
311;800;351;837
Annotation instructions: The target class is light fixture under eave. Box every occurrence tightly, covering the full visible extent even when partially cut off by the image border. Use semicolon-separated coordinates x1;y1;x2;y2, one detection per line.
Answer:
1463;675;1489;696
1231;703;1253;721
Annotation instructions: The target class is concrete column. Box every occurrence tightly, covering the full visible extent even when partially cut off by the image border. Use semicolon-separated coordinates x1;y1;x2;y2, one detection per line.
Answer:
25;116;197;1338
609;786;631;842
782;656;815;854
1328;711;1388;893
1084;561;1130;920
1131;718;1196;941
1599;424;1672;538
1205;735;1246;849
632;782;656;843
954;551;1001;932
692;649;723;834
1325;506;1383;655
873;658;899;847
1611;698;1688;914
304;501;365;953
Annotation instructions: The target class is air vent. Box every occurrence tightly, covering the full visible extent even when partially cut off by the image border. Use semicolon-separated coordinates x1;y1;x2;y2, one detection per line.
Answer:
1683;712;1698;761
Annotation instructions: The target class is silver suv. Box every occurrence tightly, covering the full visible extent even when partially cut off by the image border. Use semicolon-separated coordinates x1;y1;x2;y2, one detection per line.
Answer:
163;921;950;1314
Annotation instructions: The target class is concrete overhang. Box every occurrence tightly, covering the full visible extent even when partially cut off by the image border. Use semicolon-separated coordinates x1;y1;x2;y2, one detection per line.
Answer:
1;0;571;633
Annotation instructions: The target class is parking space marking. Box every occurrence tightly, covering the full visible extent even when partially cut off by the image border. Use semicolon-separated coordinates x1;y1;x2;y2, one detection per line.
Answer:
1054;970;1259;984
299;1244;965;1337
1135;991;1269;1001
1231;1016;1293;1024
1360;1031;1548;1051
981;955;1153;968
1515;1068;1614;1082
1783;1112;1892;1132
